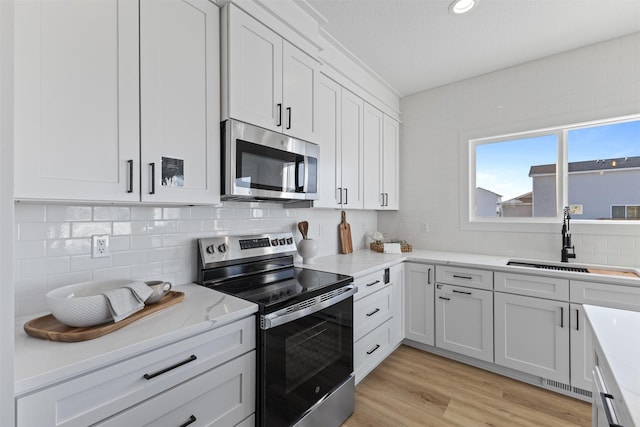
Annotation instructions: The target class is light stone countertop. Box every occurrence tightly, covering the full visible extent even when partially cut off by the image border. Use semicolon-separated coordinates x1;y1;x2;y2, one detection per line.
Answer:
300;249;640;287
584;305;640;426
14;284;257;396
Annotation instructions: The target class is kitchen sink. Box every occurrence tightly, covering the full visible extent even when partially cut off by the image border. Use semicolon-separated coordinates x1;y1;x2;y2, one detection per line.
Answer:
507;260;640;278
507;261;589;273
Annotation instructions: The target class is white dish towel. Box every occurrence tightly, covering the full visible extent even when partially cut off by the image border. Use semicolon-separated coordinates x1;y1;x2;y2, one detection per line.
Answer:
102;281;153;322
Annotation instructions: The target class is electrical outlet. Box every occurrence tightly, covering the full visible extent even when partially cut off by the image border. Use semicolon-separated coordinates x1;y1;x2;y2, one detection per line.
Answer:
569;204;583;215
420;222;429;233
92;235;110;258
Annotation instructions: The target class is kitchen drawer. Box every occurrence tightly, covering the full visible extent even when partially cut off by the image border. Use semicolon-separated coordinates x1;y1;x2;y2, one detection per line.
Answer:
435;265;493;290
353;269;388;301
95;351;255;427
16;316;255;427
495;272;569;300
354;286;392;341
354;319;392;383
571;280;640;311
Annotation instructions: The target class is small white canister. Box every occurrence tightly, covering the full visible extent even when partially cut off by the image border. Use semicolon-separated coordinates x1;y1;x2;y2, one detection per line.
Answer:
297;239;319;264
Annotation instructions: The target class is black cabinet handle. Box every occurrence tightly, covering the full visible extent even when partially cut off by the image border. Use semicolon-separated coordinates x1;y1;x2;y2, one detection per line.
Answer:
452;289;472;295
366;280;381;287
149;163;155;195
143;354;197;380
576;309;579;331
366;308;380;317
344;188;348;205
179;415;197;427
337;187;343;205
438;296;450;301
276;103;282;127
127;160;134;193
452;274;472;280
427;268;431;285
366;344;380;355
286;107;292;129
560;307;564;328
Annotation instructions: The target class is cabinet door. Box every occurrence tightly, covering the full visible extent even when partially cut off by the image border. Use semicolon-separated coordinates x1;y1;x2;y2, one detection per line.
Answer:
14;0;140;202
494;293;570;383
382;115;399;210
435;284;493;362
404;263;435;346
570;303;593;392
390;264;405;347
226;4;282;132
140;0;219;204
340;89;364;209
314;74;341;208
363;103;383;210
282;41;318;142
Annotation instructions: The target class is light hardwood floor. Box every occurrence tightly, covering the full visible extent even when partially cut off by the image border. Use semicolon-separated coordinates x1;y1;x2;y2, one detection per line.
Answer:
342;345;592;427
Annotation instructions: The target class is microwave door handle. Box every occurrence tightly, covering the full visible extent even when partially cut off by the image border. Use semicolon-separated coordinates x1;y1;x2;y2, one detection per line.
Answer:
294;158;303;192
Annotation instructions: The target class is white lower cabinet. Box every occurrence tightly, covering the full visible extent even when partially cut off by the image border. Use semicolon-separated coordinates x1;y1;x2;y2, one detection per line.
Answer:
16;317;256;427
404;263;435;345
570;303;594;393
435;284;493;362
494;292;570;383
353;265;404;383
96;351;255;427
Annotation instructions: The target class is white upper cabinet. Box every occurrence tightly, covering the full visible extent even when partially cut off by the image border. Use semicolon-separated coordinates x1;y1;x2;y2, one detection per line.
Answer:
381;115;399;210
14;0;140;202
14;0;219;204
140;0;219;204
223;4;319;143
339;89;365;209
314;75;342;208
363;104;383;210
363;105;399;210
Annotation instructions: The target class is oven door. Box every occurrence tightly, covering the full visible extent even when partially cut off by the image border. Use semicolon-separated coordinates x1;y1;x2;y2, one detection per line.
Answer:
259;295;353;426
223;119;318;201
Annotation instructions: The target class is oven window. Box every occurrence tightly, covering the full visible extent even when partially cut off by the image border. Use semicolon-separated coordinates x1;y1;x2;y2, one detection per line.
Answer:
261;297;353;426
236;140;304;193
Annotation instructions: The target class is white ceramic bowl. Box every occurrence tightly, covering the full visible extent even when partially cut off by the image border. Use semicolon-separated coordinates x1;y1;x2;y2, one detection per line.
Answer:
46;279;135;327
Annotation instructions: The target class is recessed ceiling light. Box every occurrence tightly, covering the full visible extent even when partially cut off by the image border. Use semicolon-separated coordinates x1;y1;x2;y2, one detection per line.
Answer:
449;0;478;15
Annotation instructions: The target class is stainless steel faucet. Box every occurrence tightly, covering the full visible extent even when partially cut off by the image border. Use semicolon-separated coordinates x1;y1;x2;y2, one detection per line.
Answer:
561;206;576;262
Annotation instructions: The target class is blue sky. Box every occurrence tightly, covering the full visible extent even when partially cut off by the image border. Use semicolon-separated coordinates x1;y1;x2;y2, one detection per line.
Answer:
476;119;640;201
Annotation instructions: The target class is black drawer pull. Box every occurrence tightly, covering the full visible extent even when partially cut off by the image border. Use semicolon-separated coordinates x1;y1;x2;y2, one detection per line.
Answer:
438;296;450;301
366;280;381;287
427;268;432;285
143;354;197;380
286;107;292;129
560;307;564;328
452;274;472;280
366;344;380;355
576;309;579;331
452;289;472;295
276;103;282;127
600;392;623;427
179;415;197;427
366;308;380;317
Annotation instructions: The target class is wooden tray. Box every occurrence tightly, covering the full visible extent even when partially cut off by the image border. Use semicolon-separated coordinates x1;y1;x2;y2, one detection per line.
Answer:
24;291;184;342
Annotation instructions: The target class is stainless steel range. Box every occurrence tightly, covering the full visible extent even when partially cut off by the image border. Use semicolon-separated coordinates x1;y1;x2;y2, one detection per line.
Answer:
196;232;355;427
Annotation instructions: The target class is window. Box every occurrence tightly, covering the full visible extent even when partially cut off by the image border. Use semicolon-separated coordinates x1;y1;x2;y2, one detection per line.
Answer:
471;115;640;222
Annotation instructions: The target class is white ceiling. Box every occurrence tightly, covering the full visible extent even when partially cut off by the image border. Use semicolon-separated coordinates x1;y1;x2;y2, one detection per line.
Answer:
305;0;640;97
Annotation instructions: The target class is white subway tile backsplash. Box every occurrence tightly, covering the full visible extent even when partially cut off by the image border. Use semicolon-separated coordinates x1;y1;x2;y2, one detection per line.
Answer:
131;262;163;279
131;234;164;250
46;271;93;291
112;250;148;267
18;222;70;240
70;254;112;272
131;206;163;221
93;206;131;221
147;221;177;234
92;266;132;281
162;207;191;220
46;239;91;257
71;222;111;238
15;203;45;222
15;240;46;259
46;205;92;222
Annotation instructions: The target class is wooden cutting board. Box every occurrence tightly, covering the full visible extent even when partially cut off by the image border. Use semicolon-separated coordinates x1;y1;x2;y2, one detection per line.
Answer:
24;291;184;342
339;210;353;254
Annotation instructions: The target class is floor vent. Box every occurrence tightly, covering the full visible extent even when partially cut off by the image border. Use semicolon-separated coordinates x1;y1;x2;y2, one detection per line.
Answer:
543;378;572;392
572;386;592;398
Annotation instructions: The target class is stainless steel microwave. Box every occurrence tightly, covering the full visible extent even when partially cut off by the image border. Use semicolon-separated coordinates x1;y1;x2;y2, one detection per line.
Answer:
221;119;319;202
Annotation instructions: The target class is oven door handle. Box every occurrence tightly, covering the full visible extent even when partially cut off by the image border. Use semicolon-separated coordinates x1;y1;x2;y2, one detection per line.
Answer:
261;284;357;330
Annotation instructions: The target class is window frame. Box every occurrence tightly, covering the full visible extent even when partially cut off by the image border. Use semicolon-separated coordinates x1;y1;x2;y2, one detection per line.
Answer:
464;113;640;230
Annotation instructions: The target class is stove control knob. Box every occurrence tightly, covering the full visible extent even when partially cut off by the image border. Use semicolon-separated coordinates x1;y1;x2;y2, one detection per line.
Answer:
217;243;228;253
206;244;215;255
286;237;293;245
271;239;279;246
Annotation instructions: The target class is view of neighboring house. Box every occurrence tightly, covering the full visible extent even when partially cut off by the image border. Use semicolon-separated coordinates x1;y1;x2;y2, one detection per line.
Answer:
476;156;640;219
